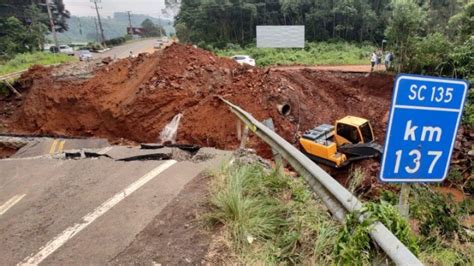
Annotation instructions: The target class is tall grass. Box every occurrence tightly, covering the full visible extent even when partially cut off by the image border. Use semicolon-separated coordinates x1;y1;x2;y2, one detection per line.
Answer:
0;52;76;76
207;163;340;264
207;162;472;264
214;42;375;66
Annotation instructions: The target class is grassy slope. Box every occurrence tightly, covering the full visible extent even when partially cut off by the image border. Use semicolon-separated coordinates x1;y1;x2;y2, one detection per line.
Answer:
214;42;375;66
0;52;76;76
207;163;340;264
207;162;472;264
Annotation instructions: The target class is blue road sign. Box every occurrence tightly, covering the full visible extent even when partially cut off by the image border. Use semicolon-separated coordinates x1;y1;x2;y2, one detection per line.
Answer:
380;74;469;182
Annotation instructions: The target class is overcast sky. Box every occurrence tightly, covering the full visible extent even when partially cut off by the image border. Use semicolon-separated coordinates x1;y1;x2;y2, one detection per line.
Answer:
64;0;167;18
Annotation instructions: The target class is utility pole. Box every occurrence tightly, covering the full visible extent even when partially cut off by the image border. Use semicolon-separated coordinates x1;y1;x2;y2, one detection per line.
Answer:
91;0;106;46
46;0;59;48
78;18;83;35
127;11;133;35
93;17;100;43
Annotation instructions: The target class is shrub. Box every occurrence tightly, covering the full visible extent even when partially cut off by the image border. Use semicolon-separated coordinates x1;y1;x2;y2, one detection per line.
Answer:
213;41;375;66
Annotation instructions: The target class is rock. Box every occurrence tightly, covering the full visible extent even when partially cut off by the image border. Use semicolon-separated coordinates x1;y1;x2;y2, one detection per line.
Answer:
381;111;390;124
101;57;113;65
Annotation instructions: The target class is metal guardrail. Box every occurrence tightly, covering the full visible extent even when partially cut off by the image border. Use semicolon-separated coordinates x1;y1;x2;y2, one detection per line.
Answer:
0;70;27;82
221;97;422;266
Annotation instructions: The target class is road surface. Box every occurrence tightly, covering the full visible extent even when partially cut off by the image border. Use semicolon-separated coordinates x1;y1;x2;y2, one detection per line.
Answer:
96;39;158;59
0;138;231;264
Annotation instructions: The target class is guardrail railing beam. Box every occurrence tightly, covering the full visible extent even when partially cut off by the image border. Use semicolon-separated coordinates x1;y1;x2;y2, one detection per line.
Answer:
221;97;422;266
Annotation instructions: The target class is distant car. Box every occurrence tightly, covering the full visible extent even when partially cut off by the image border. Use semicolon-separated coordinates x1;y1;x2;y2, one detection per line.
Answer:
50;45;74;56
154;40;164;49
231;55;256;66
162;36;169;43
78;49;93;61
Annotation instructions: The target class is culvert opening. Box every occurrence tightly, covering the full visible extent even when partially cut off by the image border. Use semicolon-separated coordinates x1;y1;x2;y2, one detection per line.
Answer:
277;104;291;116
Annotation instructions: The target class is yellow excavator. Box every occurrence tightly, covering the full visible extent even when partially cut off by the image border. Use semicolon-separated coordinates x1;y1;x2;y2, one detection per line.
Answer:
299;116;383;168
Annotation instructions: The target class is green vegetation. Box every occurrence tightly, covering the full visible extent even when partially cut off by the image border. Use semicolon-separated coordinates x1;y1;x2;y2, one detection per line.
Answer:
465;90;474;129
177;0;473;80
141;19;166;38
214;42;374;66
57;14;174;44
335;201;419;264
0;52;76;76
381;186;473;265
207;162;472;264
0;1;69;59
207;163;340;264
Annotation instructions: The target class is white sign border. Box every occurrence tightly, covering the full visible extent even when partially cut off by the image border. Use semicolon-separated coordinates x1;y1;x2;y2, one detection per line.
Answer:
380;74;469;183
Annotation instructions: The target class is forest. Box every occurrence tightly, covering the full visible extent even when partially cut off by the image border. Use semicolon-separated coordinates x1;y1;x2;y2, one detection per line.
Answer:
176;0;473;77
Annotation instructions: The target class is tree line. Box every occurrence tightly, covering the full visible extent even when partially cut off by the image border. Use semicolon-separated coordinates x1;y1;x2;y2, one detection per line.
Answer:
176;0;465;46
0;0;70;58
175;0;472;78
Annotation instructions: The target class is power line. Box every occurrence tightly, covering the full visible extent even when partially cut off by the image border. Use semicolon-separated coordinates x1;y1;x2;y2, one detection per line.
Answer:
91;0;106;46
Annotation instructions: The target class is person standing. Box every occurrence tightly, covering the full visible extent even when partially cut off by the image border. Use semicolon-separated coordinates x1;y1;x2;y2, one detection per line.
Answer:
370;51;377;72
384;52;393;70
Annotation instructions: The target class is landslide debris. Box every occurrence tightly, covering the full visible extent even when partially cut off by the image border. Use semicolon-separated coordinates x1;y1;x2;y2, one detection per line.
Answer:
1;43;471;193
2;44;394;154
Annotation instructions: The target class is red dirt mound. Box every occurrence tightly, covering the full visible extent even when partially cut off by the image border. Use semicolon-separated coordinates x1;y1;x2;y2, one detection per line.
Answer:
2;44;394;154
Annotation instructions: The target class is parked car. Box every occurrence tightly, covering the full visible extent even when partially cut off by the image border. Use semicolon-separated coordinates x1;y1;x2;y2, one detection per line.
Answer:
50;45;74;56
154;40;164;49
78;49;93;61
231;55;256;66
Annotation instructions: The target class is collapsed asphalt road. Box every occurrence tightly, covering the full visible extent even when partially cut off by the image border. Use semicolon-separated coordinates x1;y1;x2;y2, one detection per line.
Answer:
0;137;231;265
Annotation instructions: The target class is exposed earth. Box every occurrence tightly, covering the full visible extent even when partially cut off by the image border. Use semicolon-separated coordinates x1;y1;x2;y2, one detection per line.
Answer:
0;43;471;193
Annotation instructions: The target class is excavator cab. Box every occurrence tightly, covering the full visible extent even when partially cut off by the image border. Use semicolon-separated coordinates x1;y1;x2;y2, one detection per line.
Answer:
334;116;375;146
299;116;383;168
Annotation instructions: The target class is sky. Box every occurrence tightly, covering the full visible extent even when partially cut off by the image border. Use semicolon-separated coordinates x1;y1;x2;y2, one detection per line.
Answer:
64;0;167;18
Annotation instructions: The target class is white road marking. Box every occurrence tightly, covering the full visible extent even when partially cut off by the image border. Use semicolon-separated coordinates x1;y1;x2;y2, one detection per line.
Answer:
0;194;26;216
20;160;177;265
1;155;53;161
98;146;113;154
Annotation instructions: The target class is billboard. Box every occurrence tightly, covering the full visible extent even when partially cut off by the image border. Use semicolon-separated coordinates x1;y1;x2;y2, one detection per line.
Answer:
127;27;145;36
256;26;305;48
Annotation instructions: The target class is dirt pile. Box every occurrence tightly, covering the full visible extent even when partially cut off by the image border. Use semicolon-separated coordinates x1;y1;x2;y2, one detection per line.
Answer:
3;43;471;193
1;44;395;156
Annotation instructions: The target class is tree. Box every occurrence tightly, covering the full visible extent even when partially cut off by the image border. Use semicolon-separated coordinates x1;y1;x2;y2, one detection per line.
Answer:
447;2;474;43
0;4;50;58
385;0;427;71
141;19;165;37
174;0;394;47
0;17;29;57
0;0;70;32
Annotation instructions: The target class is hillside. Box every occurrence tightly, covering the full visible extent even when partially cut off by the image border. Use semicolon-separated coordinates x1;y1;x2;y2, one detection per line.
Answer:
58;13;175;43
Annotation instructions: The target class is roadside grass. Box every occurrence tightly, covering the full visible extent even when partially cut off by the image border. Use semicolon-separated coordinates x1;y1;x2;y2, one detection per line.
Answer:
207;163;472;264
348;167;366;195
206;163;340;264
381;185;473;265
213;42;375;66
0;52;76;76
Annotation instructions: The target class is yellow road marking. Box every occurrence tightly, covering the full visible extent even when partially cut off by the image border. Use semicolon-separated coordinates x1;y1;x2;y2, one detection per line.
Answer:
57;140;66;153
49;140;58;155
0;194;26;216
